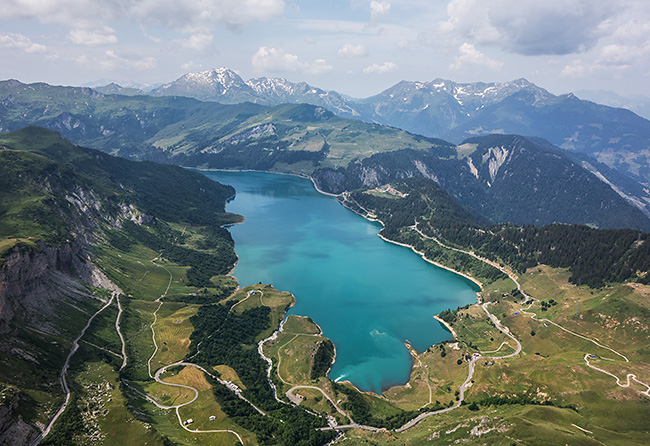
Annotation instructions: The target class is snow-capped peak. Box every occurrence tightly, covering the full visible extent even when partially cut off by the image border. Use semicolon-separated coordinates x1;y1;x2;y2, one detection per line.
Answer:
179;68;246;89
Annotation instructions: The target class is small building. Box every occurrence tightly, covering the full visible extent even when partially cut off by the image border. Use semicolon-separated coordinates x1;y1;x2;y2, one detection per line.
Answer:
183;419;194;426
209;415;216;421
588;354;597;359
513;311;519;316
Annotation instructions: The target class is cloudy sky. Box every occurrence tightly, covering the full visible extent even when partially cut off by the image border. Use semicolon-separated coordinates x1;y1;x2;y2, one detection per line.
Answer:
2;0;650;98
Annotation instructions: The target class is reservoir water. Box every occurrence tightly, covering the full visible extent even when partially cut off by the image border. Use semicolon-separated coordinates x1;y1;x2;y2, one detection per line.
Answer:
202;171;480;394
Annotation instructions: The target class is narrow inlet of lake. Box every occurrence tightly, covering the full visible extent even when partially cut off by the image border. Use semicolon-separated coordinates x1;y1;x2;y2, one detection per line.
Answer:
202;171;480;394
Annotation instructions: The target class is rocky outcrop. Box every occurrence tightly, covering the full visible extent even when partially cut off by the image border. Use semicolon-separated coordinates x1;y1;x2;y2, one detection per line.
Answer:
0;390;40;446
0;241;118;335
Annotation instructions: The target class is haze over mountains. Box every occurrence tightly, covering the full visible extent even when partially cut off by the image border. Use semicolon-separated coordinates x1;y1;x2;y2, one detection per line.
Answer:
144;68;650;188
2;72;650;446
575;90;650;121
3;70;650;232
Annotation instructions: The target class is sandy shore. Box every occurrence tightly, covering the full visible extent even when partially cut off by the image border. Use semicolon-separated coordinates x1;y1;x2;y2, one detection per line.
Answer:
433;315;458;339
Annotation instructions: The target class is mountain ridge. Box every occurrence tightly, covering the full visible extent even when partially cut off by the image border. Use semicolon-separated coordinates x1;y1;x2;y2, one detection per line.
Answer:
142;68;650;187
312;134;650;231
2;80;650;230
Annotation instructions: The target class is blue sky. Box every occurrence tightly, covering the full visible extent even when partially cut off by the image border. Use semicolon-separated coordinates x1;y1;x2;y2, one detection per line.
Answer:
2;0;650;98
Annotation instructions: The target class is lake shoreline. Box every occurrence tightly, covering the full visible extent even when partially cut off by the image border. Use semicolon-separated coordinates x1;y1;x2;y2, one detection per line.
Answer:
337;193;484;291
202;169;480;395
433;315;458;339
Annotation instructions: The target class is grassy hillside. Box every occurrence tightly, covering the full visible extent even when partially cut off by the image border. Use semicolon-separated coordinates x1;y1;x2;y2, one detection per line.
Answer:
3;81;648;231
344;177;650;287
0;127;243;444
315;135;650;231
336;269;650;446
0;80;446;175
0;127;340;446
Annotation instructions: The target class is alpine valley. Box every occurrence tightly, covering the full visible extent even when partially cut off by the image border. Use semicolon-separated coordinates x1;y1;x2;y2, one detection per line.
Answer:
1;70;650;446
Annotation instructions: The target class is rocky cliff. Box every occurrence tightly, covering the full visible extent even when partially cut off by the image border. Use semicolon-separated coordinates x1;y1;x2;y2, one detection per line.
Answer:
0;241;118;335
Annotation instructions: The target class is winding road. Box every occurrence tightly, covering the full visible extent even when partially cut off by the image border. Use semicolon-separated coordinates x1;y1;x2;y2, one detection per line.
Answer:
143;290;268;444
31;292;120;446
413;223;649;399
36;219;650;444
395;356;479;432
115;294;127;372
286;385;351;424
584;355;650;397
389;222;650;432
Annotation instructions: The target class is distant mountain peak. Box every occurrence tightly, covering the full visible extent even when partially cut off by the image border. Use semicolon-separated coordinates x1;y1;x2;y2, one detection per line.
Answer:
161;68;247;90
150;67;257;102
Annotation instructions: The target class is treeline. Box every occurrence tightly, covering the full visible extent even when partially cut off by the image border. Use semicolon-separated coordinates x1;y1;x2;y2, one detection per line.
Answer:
190;303;272;401
331;383;418;429
310;340;335;380
210;377;334;446
188;302;334;445
164;285;235;304
351;177;482;230
395;228;507;285
350;177;650;288
437;304;472;325
120;221;237;286
419;220;650;287
474;394;578;412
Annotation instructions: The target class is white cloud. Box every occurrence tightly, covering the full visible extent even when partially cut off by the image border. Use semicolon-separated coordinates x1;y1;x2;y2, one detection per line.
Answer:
449;43;503;71
0;0;122;28
68;27;118;46
338;43;367;58
141;27;163;44
174;34;215;52
561;60;590;78
181;61;204;71
370;1;390;20
363;61;397;74
252;47;300;72
442;0;621;56
306;59;334;75
252;47;333;74
93;50;158;71
0;33;46;53
130;0;285;31
0;0;285;32
396;40;410;50
562;42;650;77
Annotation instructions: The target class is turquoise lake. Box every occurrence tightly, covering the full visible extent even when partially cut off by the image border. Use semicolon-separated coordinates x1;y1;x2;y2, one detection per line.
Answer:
202;171;480;394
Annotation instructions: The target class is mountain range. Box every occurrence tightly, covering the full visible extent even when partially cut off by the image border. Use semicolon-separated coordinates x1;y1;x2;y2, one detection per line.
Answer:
143;68;650;189
2;75;650;231
2;70;650;445
576;89;650;120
